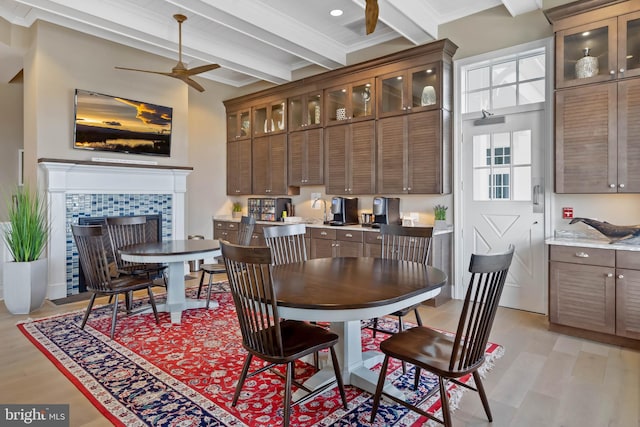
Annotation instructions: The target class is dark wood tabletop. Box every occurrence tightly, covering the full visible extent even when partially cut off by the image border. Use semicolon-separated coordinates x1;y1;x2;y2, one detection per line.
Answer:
271;257;447;311
119;239;220;256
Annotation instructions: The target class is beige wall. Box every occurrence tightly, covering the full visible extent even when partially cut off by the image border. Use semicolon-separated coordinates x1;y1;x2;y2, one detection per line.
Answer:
0;81;23;220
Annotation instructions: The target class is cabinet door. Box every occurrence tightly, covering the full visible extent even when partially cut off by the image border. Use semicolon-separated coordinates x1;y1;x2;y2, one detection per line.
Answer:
305;128;324;185
335;240;364;257
555;18;618;88
325;124;349;194
270;133;288;194
227;139;252;195
310;238;335;259
618;11;640;80
377;116;406;193
252;135;270;194
616;268;640;339
617;78;640;192
349;120;376;194
555;83;617;193
289;92;322;130
549;261;615;334
408;110;445;194
227;108;251;140
288;131;305;186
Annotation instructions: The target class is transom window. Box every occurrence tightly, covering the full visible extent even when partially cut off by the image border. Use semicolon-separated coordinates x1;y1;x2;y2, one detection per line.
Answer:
462;49;545;114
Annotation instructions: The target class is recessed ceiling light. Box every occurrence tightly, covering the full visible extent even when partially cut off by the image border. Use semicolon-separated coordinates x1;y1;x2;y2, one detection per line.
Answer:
330;9;343;17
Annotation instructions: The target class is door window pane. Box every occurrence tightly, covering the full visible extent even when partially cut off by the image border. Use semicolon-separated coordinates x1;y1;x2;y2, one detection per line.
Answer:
492;61;517;85
473;135;491;167
513;130;532;165
513;166;532;201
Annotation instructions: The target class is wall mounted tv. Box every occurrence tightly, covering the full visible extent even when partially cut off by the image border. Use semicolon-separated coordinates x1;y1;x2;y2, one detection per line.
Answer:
73;89;172;157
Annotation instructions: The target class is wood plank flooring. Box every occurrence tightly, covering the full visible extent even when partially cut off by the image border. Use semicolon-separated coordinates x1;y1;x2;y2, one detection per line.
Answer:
1;279;639;426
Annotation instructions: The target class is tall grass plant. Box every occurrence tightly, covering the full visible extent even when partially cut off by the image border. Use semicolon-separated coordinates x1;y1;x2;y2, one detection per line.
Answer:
3;186;48;262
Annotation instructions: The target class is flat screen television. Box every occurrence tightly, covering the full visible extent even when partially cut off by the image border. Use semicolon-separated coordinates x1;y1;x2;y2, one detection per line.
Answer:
73;89;172;157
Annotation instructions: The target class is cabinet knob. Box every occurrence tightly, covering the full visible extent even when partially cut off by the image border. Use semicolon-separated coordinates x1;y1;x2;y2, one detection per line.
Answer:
575;252;589;258
345;233;353;238
620;68;625;73
609;184;616;188
321;231;327;236
607;273;613;277
619;184;625;188
407;187;412;191
403;187;407;191
376;235;382;240
407;106;412;110
610;70;616;75
618;274;625;279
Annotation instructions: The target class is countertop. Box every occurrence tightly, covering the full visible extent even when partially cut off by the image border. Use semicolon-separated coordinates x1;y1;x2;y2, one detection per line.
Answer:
546;230;640;252
213;216;454;235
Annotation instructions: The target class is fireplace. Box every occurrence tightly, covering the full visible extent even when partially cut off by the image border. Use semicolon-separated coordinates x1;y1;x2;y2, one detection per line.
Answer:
39;159;192;298
76;214;162;293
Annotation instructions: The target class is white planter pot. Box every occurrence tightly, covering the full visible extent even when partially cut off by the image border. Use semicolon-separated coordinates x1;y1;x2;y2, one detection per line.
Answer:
434;220;448;229
2;258;48;314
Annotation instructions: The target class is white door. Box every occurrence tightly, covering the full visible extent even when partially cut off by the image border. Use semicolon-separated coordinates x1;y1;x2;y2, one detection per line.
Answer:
462;109;546;313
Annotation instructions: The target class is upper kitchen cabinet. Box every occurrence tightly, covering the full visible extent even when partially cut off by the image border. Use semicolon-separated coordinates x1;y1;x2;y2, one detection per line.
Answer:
227;138;252;195
325;79;375;126
289;92;322;131
252;133;289;195
227;108;251;141
377;63;441;119
253;99;286;137
547;2;640;88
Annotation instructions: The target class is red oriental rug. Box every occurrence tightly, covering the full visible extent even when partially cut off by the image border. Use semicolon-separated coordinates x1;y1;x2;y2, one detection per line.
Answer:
18;288;504;426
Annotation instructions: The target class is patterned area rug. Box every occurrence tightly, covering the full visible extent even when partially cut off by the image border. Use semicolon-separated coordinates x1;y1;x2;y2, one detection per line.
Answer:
18;288;504;426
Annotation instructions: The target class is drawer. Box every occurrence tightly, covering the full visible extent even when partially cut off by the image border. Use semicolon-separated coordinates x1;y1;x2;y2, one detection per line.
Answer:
336;230;363;242
616;250;640;270
310;228;336;240
549;245;614;267
214;220;237;230
364;231;383;244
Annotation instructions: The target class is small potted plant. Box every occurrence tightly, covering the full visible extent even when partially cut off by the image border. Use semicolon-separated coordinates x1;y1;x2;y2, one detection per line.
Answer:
232;202;243;219
434;204;448;229
2;185;49;314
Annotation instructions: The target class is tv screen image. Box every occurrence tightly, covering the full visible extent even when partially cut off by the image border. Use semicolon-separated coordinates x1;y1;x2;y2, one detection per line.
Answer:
73;89;172;157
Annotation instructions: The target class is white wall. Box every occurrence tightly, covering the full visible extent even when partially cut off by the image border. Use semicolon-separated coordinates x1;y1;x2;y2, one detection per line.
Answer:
0;81;22;220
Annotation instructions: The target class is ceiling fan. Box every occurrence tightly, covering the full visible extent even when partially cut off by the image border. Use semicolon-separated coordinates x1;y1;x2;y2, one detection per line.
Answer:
365;0;379;35
115;14;219;92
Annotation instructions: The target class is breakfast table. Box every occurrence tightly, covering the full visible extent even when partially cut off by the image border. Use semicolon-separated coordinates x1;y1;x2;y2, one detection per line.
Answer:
270;256;447;397
119;239;221;324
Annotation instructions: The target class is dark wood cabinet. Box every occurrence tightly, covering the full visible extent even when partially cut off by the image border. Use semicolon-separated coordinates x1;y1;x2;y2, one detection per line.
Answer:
227;108;251;141
376;63;441;118
289;91;322;131
309;228;364;258
325;79;375;126
253;100;286;137
288;128;323;186
325;121;376;195
252;133;288;195
377;110;449;194
227;139;252;195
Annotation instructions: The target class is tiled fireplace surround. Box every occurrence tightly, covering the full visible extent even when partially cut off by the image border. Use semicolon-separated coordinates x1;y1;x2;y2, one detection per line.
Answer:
39;160;192;299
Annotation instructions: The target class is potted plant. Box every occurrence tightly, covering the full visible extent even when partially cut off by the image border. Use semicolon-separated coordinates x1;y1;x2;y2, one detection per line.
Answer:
2;186;48;314
434;204;448;229
232;202;243;219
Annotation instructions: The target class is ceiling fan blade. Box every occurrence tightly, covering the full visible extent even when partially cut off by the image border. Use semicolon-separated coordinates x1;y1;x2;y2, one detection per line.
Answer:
365;0;379;35
114;66;172;77
184;63;220;76
181;76;205;92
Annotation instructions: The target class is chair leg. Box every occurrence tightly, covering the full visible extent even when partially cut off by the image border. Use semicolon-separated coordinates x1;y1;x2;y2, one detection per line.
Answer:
147;286;160;324
283;361;294;427
439;377;452;427
197;270;206;299
205;274;214;309
473;370;493;422
329;346;348;409
372;317;378;338
398;316;407;374
110;294;120;339
414;366;421;390
232;354;253;406
80;293;97;329
413;308;423;326
370;355;391;423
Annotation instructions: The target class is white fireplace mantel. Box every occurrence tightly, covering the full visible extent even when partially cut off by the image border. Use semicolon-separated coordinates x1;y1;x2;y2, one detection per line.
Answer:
39;159;193;299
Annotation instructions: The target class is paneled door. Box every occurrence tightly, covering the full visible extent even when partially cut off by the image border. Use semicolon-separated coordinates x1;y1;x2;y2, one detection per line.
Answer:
462;109;545;313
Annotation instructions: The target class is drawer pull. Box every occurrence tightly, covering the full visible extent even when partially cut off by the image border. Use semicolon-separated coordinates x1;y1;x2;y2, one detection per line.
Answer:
321;231;328;236
376;235;382;240
607;273;613;278
575;252;589;258
345;233;353;238
618;274;625;279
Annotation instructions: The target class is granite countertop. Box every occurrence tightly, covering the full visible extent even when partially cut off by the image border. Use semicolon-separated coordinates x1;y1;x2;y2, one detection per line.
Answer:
546;230;640;252
213;215;454;235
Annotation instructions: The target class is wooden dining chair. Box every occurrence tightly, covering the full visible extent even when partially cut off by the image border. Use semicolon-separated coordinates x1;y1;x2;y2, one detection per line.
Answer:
370;245;515;427
197;215;255;308
105;215;167;284
72;224;160;339
220;240;348;427
366;224;433;372
263;223;308;265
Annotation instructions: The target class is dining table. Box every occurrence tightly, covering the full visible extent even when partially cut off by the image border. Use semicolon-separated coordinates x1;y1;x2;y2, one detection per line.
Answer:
270;256;447;398
119;239;221;324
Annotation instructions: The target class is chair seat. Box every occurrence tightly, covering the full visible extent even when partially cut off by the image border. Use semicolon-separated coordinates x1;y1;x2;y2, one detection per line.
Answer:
199;263;226;274
380;326;479;378
109;276;161;293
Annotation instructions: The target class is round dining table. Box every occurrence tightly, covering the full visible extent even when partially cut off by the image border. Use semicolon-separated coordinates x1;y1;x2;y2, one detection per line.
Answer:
271;256;447;397
120;239;221;324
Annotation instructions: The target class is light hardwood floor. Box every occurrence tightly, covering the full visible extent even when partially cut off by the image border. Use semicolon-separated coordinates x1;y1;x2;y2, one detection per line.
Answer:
1;279;639;427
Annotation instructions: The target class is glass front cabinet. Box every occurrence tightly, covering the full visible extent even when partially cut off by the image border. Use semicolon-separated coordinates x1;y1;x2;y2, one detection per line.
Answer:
253;100;287;136
227;108;251;141
289;92;322;131
555;11;640;88
324;79;375;126
376;64;441;118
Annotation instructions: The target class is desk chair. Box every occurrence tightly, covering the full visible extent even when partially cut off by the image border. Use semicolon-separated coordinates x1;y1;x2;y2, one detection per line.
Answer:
370;246;514;427
72;224;160;339
197;215;255;308
220;240;348;427
367;224;433;372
